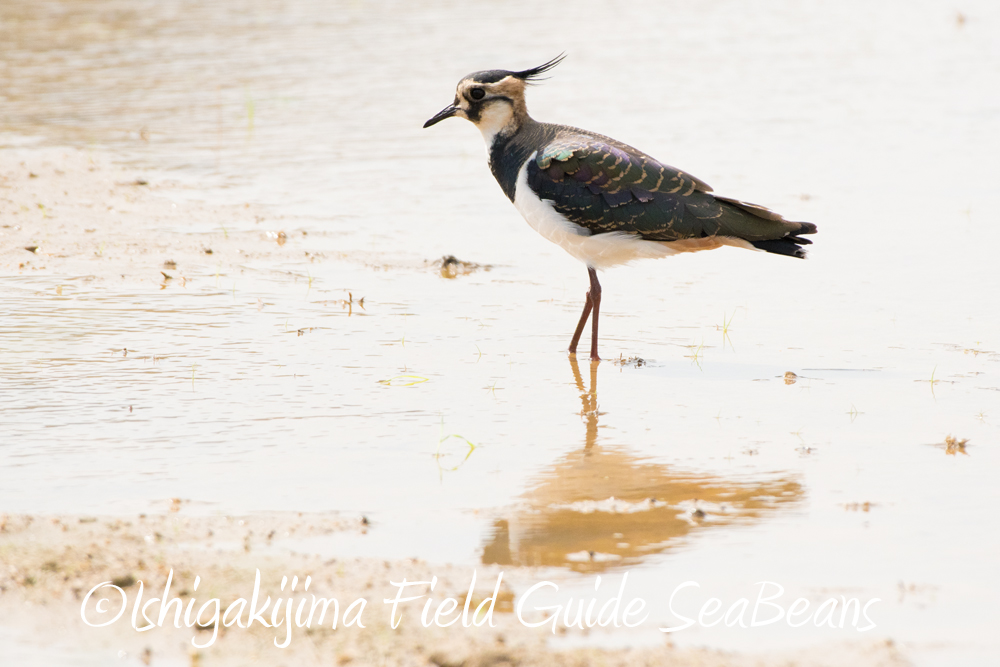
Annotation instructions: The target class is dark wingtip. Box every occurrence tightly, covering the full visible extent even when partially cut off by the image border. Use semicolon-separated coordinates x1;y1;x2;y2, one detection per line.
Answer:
512;53;567;84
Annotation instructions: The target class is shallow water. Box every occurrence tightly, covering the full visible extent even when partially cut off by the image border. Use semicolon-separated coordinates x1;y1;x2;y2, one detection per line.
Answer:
2;0;1000;664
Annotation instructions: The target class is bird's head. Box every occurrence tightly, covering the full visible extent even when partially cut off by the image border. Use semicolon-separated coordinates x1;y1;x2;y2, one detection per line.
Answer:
423;54;565;141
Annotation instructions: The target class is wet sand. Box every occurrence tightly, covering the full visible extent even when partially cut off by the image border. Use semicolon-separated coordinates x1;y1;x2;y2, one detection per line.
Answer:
1;144;304;286
1;509;908;667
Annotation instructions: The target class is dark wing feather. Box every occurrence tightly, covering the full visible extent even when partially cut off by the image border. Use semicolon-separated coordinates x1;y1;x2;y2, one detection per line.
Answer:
526;130;816;247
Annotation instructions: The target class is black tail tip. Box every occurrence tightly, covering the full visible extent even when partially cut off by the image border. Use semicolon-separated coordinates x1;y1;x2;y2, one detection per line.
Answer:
751;238;810;259
751;221;817;259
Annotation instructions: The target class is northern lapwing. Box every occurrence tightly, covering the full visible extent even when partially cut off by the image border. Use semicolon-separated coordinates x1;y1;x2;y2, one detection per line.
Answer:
424;55;816;360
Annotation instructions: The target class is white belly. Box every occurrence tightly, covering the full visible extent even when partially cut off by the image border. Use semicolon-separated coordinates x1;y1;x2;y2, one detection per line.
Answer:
512;155;754;270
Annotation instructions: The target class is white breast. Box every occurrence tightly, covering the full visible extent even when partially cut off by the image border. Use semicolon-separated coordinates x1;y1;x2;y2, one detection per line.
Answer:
512;155;753;270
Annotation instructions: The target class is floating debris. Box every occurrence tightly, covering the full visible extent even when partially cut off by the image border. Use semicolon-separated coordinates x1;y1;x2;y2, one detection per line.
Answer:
783;371;798;385
24;246;39;254
841;502;877;512
378;375;429;387
266;230;288;246
943;435;969;456
432;254;490;279
163;259;177;269
614;354;646;368
315;292;365;315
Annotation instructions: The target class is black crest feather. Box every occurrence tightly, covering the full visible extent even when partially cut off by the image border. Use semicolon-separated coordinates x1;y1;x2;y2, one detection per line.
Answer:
512;53;566;83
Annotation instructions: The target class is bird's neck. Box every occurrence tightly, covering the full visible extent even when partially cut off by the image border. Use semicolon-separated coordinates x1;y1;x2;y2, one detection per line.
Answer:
477;101;532;151
487;116;546;203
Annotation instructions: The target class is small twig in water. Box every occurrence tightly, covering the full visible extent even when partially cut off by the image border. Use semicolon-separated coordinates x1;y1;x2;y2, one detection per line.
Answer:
685;341;704;369
719;310;736;350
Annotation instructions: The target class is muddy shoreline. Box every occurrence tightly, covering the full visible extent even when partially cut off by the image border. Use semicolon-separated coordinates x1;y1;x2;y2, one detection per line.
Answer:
1;144;316;287
0;510;908;667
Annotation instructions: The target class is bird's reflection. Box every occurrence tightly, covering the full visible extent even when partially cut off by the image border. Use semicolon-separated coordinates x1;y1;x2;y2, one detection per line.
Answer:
482;357;804;572
569;354;601;450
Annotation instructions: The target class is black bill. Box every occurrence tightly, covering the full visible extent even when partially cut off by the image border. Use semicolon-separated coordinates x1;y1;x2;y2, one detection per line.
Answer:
423;104;459;128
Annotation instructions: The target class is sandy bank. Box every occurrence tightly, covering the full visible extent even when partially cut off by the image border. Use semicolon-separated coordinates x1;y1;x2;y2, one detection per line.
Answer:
0;511;908;667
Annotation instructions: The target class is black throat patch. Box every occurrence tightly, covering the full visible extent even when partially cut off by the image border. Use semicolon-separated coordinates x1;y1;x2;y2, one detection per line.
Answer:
488;121;557;202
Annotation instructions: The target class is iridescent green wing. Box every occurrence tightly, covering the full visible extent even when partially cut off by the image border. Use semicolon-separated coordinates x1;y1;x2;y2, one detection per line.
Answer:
526;130;806;242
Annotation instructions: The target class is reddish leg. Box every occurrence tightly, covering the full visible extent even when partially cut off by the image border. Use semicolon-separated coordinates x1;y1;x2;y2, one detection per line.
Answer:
587;268;602;361
568;295;593;355
568;268;602;361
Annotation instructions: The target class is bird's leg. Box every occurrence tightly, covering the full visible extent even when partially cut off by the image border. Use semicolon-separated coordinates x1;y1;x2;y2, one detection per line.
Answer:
568;284;594;356
587;267;602;361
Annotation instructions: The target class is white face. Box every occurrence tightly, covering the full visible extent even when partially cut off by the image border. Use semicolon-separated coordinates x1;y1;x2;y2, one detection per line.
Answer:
452;76;524;141
464;96;515;144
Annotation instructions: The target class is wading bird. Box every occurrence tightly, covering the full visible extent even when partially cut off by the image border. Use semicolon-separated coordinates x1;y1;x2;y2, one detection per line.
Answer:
424;55;816;360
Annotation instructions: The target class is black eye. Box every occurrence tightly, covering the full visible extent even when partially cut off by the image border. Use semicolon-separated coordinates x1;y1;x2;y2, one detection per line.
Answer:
469;88;485;100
